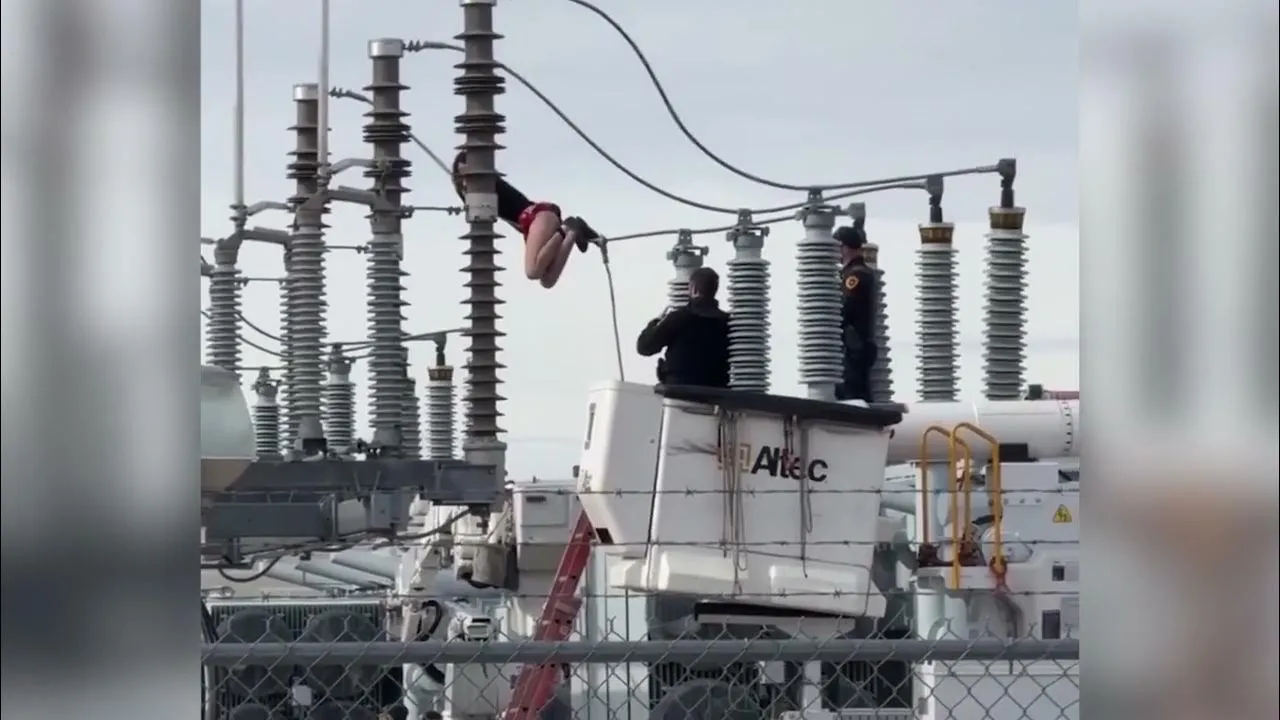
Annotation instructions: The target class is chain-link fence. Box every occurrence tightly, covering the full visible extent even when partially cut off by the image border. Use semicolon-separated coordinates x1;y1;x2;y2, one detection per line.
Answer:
199;603;1079;720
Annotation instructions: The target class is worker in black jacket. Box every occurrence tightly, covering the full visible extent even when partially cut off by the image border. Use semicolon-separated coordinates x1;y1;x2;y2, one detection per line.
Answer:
834;224;877;402
636;266;731;388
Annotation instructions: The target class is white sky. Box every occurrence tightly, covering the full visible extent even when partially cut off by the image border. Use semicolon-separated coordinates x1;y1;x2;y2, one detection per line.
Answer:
199;0;1079;478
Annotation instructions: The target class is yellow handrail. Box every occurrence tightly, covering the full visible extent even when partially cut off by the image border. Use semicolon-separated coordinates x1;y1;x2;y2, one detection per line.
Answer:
946;436;975;590
950;422;1005;584
916;425;974;569
915;425;954;546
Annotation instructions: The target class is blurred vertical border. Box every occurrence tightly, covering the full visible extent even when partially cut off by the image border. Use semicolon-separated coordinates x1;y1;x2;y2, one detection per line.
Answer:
1;0;201;716
1080;0;1278;718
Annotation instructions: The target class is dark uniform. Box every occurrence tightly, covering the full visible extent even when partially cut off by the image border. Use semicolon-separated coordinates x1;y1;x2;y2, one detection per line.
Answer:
835;227;877;402
636;298;731;388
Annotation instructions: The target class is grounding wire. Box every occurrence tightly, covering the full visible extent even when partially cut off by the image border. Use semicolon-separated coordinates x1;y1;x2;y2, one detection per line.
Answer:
564;0;1000;193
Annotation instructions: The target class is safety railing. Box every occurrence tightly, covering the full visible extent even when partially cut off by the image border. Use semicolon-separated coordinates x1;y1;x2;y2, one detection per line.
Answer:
916;425;974;589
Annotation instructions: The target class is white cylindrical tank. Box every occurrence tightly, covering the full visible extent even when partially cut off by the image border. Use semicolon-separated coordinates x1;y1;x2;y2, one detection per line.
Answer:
201;365;255;493
885;399;1079;464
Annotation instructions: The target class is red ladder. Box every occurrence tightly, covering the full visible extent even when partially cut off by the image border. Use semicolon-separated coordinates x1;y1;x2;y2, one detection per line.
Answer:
501;510;595;720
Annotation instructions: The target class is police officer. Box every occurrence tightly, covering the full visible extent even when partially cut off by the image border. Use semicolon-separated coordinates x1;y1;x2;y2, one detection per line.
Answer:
834;223;877;402
636;266;731;388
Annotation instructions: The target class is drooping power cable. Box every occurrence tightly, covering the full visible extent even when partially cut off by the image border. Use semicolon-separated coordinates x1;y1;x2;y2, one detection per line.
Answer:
563;0;1001;193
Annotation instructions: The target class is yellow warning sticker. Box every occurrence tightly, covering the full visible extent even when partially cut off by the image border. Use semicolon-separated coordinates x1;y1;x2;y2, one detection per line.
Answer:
1052;505;1073;524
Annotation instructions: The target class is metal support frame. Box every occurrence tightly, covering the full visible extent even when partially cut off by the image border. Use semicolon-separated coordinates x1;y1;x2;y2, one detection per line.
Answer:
203;458;503;542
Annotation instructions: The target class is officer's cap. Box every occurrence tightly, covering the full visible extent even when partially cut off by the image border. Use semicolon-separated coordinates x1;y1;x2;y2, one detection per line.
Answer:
834;226;865;249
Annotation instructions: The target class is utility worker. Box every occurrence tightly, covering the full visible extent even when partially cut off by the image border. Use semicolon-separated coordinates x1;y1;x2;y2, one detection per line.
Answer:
834;224;877;402
452;151;600;289
636;266;731;388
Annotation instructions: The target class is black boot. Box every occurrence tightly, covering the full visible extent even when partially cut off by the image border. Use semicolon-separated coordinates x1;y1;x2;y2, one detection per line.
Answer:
563;216;600;253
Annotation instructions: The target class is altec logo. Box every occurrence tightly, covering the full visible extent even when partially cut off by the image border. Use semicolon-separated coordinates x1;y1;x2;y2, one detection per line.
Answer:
718;443;829;483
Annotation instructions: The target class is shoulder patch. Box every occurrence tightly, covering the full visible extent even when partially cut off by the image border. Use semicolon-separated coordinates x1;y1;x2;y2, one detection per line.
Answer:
844;275;859;291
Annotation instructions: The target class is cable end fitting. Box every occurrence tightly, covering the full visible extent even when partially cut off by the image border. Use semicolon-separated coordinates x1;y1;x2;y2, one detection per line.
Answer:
926;175;945;224
997;157;1017;208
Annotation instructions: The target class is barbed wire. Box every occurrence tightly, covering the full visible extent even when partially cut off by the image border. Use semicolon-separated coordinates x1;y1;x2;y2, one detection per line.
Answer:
211;486;1076;497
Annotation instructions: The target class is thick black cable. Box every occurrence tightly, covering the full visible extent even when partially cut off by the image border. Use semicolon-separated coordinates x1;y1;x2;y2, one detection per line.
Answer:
236;311;283;343
396;46;740;215
604;181;927;243
215;555;282;582
563;0;1001;192
200;310;285;357
351;50;970;218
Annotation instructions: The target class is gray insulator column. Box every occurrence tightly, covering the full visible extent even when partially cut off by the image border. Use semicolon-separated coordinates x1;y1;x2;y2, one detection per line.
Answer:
725;213;771;392
251;368;281;460
795;191;843;400
666;230;708;309
916;223;959;401
400;346;422;459
863;242;894;402
205;245;243;372
454;0;507;461
363;39;412;452
982;176;1029;400
323;345;356;456
283;82;329;449
426;360;457;460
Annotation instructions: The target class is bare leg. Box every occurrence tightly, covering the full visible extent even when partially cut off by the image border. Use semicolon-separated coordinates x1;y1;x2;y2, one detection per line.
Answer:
538;228;578;289
523;210;575;286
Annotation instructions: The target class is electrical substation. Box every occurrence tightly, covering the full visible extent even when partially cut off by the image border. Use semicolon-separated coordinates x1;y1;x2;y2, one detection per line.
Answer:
199;2;1080;720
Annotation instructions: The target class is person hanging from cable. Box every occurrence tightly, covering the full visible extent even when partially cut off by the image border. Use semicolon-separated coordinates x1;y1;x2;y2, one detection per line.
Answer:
834;218;878;403
452;150;601;289
636;266;731;388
